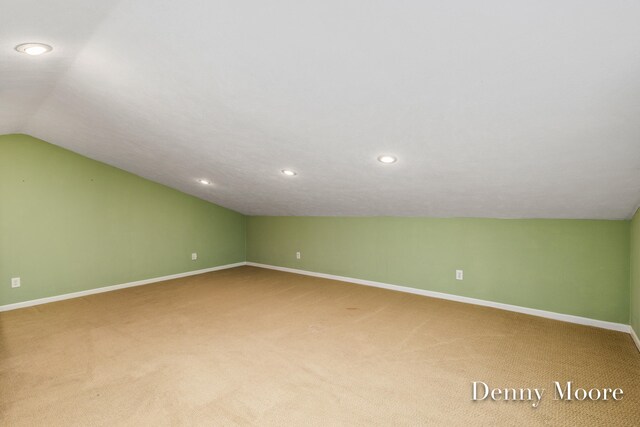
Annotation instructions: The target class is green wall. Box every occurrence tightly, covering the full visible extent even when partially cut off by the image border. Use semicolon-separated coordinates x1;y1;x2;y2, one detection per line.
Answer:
247;216;630;324
2;133;635;328
630;208;640;334
0;134;246;306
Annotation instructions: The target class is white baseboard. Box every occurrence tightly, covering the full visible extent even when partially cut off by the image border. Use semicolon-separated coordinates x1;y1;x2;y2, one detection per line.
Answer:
0;262;246;312
246;262;631;334
3;260;635;342
631;327;640;353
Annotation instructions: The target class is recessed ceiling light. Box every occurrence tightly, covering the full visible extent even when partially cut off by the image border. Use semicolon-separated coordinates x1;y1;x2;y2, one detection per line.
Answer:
15;43;53;56
281;169;297;176
197;179;212;185
377;155;397;164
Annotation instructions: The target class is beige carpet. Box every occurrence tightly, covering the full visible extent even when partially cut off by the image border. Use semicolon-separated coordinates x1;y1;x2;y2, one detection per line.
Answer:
1;266;638;426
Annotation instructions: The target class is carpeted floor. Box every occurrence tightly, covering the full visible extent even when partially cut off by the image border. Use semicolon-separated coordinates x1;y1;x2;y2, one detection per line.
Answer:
1;266;638;426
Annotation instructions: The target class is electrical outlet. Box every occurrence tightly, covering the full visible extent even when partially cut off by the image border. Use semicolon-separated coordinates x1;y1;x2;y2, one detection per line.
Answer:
191;253;198;261
296;251;301;260
11;277;21;288
456;270;463;280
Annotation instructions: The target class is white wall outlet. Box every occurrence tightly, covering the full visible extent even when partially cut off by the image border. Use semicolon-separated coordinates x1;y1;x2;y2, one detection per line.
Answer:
456;270;463;281
296;251;301;260
11;277;21;288
191;252;198;261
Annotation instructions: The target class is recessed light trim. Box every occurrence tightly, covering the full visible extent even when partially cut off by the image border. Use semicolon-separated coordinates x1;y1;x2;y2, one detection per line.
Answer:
377;155;397;164
197;179;212;185
15;43;53;56
281;169;297;176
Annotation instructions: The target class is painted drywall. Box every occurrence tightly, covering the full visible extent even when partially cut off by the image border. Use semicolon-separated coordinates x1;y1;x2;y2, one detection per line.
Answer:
1;133;634;327
0;134;245;305
8;1;640;219
630;208;640;335
247;216;630;324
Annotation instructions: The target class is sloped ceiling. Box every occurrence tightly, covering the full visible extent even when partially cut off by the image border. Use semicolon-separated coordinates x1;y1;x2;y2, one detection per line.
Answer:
2;0;640;218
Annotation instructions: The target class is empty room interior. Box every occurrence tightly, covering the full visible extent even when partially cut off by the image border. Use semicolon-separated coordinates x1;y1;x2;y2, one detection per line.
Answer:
1;1;640;426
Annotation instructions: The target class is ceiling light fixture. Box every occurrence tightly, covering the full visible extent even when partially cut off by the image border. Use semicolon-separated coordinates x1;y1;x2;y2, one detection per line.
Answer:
281;169;297;176
377;155;397;164
197;179;212;185
15;43;53;56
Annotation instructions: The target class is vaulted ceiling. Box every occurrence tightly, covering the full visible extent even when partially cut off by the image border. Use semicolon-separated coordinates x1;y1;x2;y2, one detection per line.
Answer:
2;0;640;218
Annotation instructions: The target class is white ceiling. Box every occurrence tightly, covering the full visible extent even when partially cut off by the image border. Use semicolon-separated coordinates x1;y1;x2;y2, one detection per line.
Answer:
2;0;640;218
